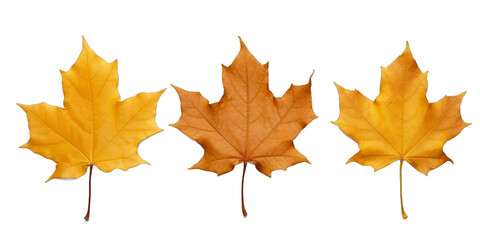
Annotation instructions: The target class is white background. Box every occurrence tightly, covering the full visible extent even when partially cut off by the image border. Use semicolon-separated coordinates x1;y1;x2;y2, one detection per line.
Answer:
1;0;479;239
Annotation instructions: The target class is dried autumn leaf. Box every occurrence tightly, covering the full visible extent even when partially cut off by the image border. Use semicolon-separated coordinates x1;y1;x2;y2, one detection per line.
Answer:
333;43;469;219
172;38;317;217
19;37;164;221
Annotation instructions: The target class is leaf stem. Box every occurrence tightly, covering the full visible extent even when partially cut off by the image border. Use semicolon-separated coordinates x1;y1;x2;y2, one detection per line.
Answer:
241;161;248;217
84;165;93;221
400;159;408;219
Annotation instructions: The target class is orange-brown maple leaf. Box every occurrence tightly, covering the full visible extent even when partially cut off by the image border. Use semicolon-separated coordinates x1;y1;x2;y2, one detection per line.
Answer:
172;38;317;216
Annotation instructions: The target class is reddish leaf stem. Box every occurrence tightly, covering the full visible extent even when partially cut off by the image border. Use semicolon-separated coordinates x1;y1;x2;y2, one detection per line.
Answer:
241;161;248;217
84;165;93;221
400;159;408;219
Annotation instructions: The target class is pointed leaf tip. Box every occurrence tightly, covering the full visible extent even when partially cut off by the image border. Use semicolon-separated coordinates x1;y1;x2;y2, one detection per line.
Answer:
404;41;412;54
158;88;167;95
81;36;92;52
333;82;344;91
309;70;315;82
238;36;244;44
238;36;248;51
171;84;182;93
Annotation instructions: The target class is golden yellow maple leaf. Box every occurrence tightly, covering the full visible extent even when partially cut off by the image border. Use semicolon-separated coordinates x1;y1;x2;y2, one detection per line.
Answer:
19;37;165;220
333;43;469;219
172;38;317;217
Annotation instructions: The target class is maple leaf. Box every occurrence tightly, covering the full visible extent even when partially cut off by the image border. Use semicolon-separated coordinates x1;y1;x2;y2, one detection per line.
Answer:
172;38;317;217
18;37;164;221
333;43;469;219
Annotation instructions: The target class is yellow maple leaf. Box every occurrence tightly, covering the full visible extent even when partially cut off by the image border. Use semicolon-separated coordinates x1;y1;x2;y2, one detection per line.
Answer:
172;38;317;217
19;37;165;220
333;43;469;219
